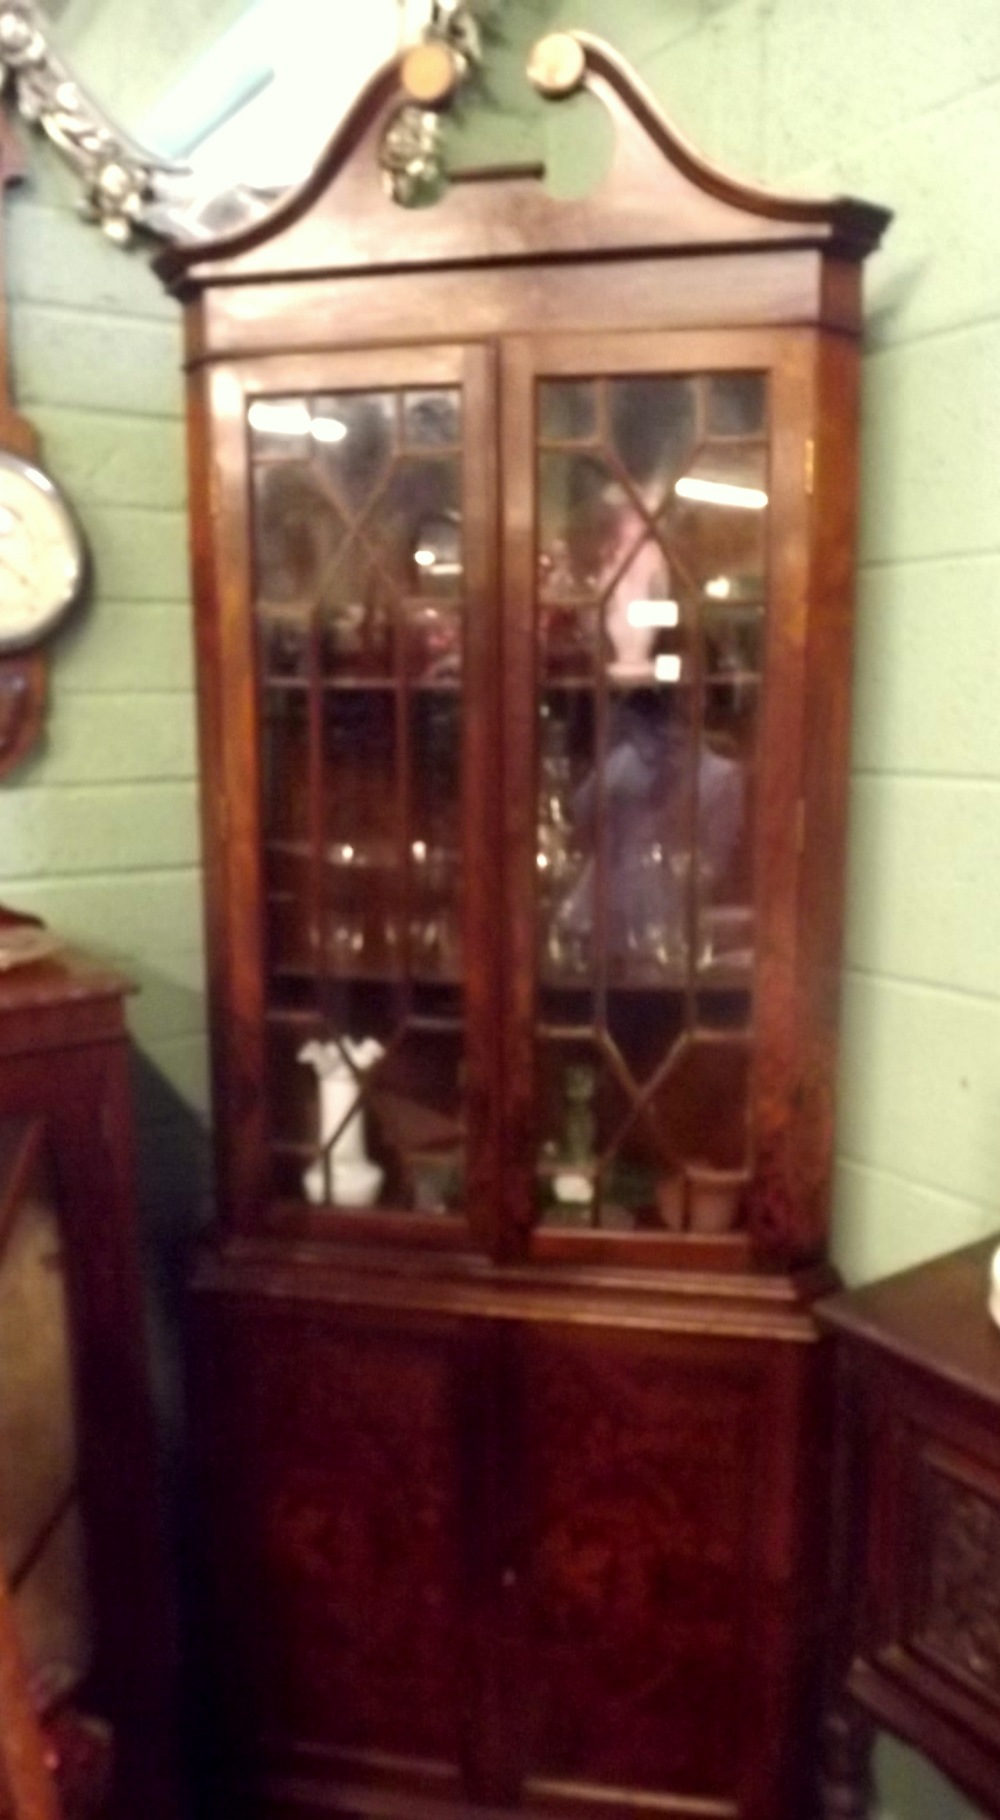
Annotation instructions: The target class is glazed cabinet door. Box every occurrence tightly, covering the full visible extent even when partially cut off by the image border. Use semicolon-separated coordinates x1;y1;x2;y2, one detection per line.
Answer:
192;344;501;1242
499;330;814;1262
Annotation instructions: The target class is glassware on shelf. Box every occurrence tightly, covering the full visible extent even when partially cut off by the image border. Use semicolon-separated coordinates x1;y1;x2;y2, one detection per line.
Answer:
538;534;583;605
328;910;366;969
406;839;462;980
546;1063;597;1224
623;839;686;973
406;600;462;683
298;1037;385;1207
410;1149;463;1212
320;589;393;679
686;1165;744;1234
260;603;311;679
698;904;754;978
655;1172;685;1231
537;711;588;976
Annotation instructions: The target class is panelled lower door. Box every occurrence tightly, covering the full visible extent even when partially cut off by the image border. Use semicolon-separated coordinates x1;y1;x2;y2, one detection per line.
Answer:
499;330;812;1261
204;343;501;1244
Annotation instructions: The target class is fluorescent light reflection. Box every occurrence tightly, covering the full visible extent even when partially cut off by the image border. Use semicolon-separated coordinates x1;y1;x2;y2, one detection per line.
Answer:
654;654;683;683
627;598;680;629
413;548;437;568
705;576;732;600
248;399;311;437
311;416;348;445
247;400;348;444
675;476;768;510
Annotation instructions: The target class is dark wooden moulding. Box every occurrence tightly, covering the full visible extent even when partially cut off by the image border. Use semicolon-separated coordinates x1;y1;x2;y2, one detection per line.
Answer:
156;36;890;1820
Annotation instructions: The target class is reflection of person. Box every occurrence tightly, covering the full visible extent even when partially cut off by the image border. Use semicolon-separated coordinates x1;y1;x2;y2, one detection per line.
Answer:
557;690;744;962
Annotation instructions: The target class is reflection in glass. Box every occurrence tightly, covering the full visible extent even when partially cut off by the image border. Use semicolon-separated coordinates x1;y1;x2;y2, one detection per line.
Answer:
550;689;745;978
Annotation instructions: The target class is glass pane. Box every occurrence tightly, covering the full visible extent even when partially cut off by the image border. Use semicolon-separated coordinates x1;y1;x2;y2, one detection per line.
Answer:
261;686;310;845
609;377;697;502
603;535;675;681
707;373;766;437
538;451;620;603
539;380;598;444
249;394;312;462
364;456;462;596
319;541;395;680
662;440;768;598
704;604;764;679
533;372;764;1236
251;382;470;1219
254;464;346;606
404;389;460;449
311;392;396;515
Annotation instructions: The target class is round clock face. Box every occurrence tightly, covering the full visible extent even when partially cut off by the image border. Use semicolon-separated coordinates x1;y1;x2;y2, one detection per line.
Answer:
0;451;86;654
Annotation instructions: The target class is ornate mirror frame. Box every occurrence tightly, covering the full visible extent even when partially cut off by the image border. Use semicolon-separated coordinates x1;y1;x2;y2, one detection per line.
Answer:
0;0;487;243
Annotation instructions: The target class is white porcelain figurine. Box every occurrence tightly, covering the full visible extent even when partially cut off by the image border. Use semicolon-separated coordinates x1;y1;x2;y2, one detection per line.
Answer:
298;1037;385;1208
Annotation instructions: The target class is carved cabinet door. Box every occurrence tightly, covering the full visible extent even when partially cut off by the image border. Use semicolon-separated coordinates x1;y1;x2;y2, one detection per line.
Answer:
508;1321;826;1820
188;1292;509;1801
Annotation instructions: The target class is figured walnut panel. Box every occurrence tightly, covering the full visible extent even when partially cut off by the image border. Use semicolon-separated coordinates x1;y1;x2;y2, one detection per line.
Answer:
518;1327;759;1798
193;1299;469;1771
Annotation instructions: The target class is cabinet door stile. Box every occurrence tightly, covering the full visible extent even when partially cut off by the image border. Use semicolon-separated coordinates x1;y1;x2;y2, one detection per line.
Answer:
457;342;505;1251
191;361;268;1228
743;334;818;1262
498;336;542;1251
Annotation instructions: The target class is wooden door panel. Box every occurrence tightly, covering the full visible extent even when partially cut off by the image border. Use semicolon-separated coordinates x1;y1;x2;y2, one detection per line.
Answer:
191;1294;476;1776
516;1325;761;1801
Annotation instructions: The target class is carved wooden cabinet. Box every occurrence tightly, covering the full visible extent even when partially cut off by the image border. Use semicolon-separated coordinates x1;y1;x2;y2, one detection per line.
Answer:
819;1239;1000;1820
156;35;888;1820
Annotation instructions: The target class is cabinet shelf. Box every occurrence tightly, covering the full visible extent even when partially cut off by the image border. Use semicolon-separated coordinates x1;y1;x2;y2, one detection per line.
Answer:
262;674;463;695
541;671;762;691
268;960;462;992
265;1002;463;1036
263;958;750;995
265;840;459;869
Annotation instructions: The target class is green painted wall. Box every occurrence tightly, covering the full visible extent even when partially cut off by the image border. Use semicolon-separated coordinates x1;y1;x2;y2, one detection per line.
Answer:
0;4;997;1817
